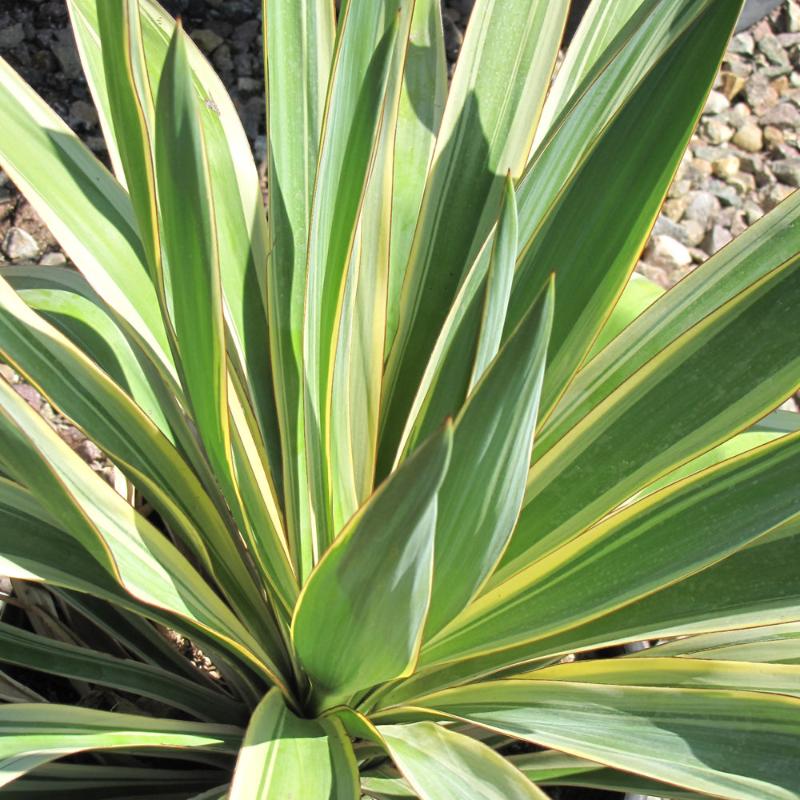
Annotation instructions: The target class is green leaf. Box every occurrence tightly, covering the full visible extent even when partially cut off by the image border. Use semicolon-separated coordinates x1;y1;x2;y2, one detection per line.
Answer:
513;751;707;800
423;278;553;638
70;0;280;475
3;265;172;439
383;0;730;471
385;0;446;356
292;424;452;709
0;56;171;373
0;763;225;799
0;478;259;700
634;622;800;664
506;0;742;420
0;620;245;724
588;272;664;358
469;175;519;391
0;704;240;789
154;23;229;486
390;680;800;800
423;430;800;667
0;379;286;689
0;274;290;643
264;0;334;575
229;689;358;799
538;178;800;464
534;0;647;145
380;0;568;474
527;656;800;699
361;770;417;800
500;248;800;579
303;2;402;559
95;1;160;280
509;517;800;664
330;4;418;534
378;721;548;800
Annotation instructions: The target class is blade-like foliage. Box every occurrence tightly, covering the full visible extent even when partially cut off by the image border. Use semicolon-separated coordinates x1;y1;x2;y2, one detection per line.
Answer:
0;0;797;796
229;689;358;799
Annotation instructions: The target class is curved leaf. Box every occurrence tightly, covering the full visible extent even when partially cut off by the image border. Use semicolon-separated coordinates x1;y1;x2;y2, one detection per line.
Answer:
387;680;800;800
423;278;553;638
293;425;452;709
0;620;245;724
379;721;548;800
380;0;568;474
229;689;358;799
0;704;240;789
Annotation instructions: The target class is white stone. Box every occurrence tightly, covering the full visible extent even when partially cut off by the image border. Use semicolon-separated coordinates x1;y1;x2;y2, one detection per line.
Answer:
644;235;692;270
2;228;39;261
704;90;731;116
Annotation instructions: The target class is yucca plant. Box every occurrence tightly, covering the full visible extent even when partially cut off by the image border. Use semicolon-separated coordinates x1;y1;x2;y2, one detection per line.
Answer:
0;0;799;796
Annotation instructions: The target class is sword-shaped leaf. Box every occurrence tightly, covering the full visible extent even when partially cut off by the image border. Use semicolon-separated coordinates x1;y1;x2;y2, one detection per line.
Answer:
0;705;240;789
379;721;549;800
303;1;402;561
153;24;229;487
387;680;800;800
424;431;800;666
229;690;358;799
500;251;800;579
0;621;245;724
263;0;334;573
293;425;452;709
380;0;568;473
423;278;553;639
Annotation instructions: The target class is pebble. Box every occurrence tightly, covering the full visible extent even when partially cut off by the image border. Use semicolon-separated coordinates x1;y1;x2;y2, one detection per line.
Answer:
682;219;707;247
14;383;43;412
730;32;755;55
2;228;40;261
69;99;98;129
703;224;733;254
758;34;790;67
761;101;800;127
745;73;779;114
77;439;104;462
763;123;786;147
190;28;224;54
637;263;671;289
39;251;67;266
662;197;689;221
704;90;730;115
684;191;721;229
720;71;747;100
770;157;800;185
732;122;764;151
688;247;709;264
712;155;741;178
50;29;82;78
644;235;693;270
707;178;743;207
790;1;800;33
727;171;757;194
653;215;691;246
0;23;25;49
704;119;734;144
744;199;766;223
761;182;795;210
